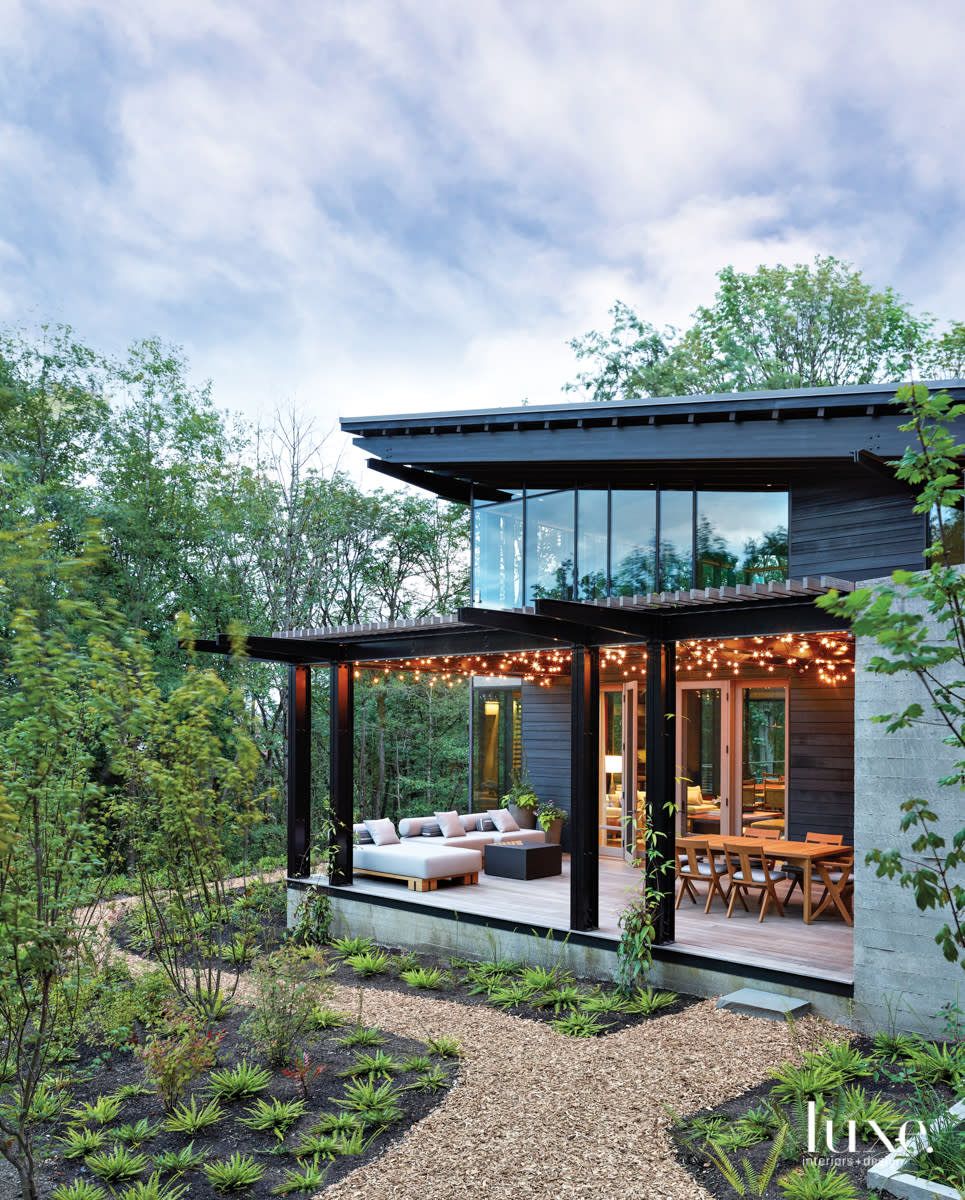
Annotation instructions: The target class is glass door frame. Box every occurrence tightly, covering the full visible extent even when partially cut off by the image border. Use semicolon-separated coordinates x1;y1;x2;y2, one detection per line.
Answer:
675;678;790;836
599;681;641;859
736;681;789;830
675;681;732;836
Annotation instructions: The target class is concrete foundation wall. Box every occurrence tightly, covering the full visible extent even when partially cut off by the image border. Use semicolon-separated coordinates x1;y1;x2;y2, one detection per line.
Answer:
290;888;853;1024
853;577;965;1037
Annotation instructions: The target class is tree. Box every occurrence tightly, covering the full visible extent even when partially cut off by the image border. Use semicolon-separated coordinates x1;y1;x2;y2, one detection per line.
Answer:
817;384;965;970
0;526;127;1200
566;256;936;401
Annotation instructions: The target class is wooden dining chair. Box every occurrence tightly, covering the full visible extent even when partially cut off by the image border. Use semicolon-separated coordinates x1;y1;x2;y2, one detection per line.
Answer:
675;838;730;913
811;853;855;925
782;832;844;903
724;840;785;921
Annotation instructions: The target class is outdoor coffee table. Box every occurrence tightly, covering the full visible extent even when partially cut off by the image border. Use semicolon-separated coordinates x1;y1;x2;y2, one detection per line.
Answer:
483;840;563;880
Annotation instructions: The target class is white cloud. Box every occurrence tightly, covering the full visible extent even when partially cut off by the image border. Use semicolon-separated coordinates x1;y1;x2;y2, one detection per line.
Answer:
2;0;965;465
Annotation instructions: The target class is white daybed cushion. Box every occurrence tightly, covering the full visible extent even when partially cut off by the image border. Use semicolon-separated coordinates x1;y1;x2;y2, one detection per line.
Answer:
364;818;399;846
490;809;519;832
435;810;463;838
353;841;482;879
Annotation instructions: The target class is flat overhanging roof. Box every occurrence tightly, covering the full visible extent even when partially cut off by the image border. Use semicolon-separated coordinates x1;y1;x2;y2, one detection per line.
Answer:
190;576;855;666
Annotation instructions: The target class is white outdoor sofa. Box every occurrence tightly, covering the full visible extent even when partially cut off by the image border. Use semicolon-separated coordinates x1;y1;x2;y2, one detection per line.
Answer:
351;821;482;892
399;812;546;850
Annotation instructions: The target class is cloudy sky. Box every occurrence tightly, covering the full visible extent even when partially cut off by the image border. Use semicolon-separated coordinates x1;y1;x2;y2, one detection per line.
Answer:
2;0;964;472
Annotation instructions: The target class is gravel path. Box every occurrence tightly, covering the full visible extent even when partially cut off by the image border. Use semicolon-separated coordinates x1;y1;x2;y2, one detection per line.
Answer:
89;888;841;1200
318;981;838;1200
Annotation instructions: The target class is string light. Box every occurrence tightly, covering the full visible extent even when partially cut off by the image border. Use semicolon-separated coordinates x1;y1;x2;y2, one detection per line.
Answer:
349;632;854;687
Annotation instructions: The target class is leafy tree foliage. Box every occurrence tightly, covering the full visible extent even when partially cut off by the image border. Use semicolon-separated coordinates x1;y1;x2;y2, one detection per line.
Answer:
0;322;472;859
566;256;942;401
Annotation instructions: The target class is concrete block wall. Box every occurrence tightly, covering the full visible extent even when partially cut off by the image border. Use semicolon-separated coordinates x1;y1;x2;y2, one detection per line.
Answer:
853;577;965;1036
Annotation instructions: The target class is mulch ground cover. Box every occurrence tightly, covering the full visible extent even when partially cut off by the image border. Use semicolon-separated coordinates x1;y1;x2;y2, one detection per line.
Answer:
33;1003;458;1199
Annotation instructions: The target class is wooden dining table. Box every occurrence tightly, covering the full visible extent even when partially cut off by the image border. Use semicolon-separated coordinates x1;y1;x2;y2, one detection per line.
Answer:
676;834;853;924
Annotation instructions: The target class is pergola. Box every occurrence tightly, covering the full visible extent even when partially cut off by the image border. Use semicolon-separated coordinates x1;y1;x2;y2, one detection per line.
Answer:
194;576;854;940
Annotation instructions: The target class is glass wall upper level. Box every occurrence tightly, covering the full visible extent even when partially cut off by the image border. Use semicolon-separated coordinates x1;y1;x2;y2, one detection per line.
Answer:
472;487;788;607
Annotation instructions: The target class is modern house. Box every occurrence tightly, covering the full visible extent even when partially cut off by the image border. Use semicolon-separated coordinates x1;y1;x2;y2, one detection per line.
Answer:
200;380;965;1033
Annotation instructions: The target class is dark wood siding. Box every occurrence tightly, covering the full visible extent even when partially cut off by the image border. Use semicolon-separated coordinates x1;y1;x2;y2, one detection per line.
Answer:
521;680;571;847
790;473;925;579
787;673;855;842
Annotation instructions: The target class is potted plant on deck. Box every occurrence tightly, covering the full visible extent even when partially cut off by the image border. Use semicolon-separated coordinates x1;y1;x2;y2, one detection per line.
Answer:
536;802;566;845
500;774;539;829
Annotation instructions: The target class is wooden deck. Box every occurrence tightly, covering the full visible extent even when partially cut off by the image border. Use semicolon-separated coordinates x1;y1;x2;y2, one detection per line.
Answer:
312;854;854;984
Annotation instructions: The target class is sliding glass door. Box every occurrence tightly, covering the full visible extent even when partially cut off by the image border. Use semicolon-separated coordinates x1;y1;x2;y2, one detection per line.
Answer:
677;681;787;836
599;682;645;859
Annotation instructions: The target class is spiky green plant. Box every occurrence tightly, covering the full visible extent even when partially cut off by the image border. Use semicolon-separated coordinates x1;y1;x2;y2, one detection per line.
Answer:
206;1060;273;1101
71;1094;125;1125
579;991;631;1014
312;1006;350;1030
426;1035;460;1058
549;1011;610;1037
336;1026;386;1049
703;1123;788;1197
399;966;445;990
777;1160;859;1199
116;1118;162;1146
85;1144;151;1183
626;986;678;1015
408;1066;449;1092
309;1112;365;1135
202;1152;265;1192
50;1183;108;1200
58;1126;110;1158
344;949;390;977
331;935;374;957
114;1173;190;1200
151;1142;207;1173
161;1096;224;1134
339;1050;403;1080
399;1054;433;1072
769;1059;844;1103
872;1030;919;1061
487;982;533;1010
272;1159;331;1194
904;1038;965;1084
805;1039;873;1081
238;1096;307;1136
335;1078;404;1125
26;1081;70;1122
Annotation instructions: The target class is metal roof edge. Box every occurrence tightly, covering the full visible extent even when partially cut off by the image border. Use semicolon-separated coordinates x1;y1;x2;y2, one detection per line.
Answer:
339;378;965;435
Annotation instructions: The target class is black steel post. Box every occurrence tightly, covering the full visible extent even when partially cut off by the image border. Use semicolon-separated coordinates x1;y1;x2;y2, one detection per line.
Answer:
645;641;677;943
286;664;312;878
329;662;354;886
569;645;600;931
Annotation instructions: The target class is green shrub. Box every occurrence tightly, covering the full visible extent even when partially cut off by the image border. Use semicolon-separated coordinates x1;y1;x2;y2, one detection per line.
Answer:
240;945;331;1066
136;1006;223;1110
